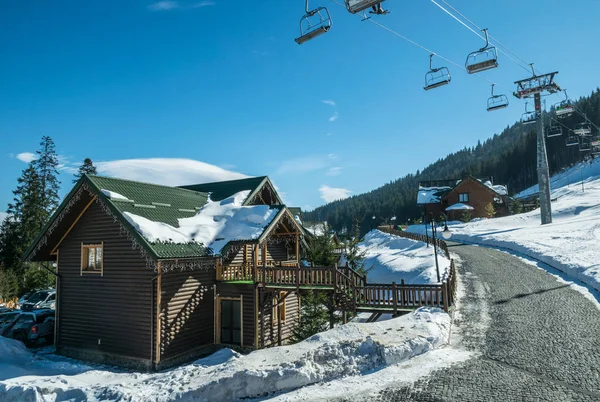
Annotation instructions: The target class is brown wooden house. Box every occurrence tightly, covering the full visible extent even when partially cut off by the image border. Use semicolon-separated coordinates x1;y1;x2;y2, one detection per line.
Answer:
417;176;509;221
24;175;310;370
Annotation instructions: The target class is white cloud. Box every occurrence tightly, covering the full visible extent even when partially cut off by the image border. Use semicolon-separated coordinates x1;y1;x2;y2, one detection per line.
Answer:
95;158;248;186
321;100;336;106
319;185;352;203
326;167;342;176
329;112;339;122
276;155;333;175
16;152;37;163
191;1;215;7
0;212;7;223
148;1;179;10
148;0;214;10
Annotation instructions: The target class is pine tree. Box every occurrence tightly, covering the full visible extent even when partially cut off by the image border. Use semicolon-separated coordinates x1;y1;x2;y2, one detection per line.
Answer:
32;136;60;220
291;290;329;343
73;158;97;183
306;223;337;266
343;219;370;276
485;202;496;218
461;210;472;223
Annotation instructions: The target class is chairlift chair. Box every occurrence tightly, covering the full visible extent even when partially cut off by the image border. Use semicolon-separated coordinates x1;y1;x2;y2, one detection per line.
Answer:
591;139;600;156
465;29;499;74
487;84;509;112
521;102;537;125
566;132;579;147
546;123;562;138
345;0;386;14
295;1;332;45
424;54;451;91
579;137;592;152
554;91;574;118
573;122;592;136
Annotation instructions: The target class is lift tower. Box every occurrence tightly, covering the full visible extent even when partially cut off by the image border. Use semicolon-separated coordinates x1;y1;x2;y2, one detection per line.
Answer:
514;66;561;225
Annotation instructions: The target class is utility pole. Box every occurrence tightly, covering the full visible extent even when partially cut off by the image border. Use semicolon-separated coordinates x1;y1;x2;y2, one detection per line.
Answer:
514;65;561;225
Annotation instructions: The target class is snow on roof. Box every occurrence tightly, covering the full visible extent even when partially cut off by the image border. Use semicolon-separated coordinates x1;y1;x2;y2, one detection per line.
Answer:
417;186;451;205
305;223;327;236
294;215;302;226
482;180;508;196
100;189;132;201
123;190;278;254
446;203;474;211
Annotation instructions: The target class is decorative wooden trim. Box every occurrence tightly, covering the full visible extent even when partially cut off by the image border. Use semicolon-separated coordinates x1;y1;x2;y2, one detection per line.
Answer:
156;262;162;364
51;196;97;255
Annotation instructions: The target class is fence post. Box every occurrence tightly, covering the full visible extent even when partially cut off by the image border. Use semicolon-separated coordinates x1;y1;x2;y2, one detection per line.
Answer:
442;281;449;312
392;281;398;316
296;264;300;291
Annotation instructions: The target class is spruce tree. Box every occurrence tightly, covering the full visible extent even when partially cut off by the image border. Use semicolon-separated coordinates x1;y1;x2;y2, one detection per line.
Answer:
32;136;60;220
73;158;97;183
291;290;329;343
306;223;337;266
343;220;369;276
485;202;496;218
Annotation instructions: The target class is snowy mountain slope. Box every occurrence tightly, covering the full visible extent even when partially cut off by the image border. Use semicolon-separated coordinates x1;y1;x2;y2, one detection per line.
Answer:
515;157;600;199
350;230;451;284
0;308;450;402
408;176;600;292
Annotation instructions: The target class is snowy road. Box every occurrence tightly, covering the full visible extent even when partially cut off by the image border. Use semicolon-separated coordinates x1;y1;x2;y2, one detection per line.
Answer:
348;243;600;402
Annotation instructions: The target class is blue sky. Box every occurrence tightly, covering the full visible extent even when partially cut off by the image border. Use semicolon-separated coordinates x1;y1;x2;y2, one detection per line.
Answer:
1;0;599;216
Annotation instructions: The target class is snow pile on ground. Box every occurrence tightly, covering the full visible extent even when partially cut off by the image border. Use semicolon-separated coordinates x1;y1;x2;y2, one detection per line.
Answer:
0;308;450;402
0;337;33;365
408;176;600;292
346;230;451;284
123;190;278;254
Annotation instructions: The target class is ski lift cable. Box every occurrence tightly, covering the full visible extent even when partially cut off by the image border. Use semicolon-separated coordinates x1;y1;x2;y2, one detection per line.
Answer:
328;0;513;93
430;0;540;76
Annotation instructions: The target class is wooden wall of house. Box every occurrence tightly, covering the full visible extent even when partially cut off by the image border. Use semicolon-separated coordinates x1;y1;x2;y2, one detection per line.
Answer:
216;283;255;348
225;242;294;266
159;266;216;362
444;178;508;219
258;289;300;348
57;201;155;363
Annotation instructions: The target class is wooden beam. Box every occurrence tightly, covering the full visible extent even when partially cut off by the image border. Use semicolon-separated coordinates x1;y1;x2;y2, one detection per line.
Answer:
156;262;162;364
295;233;300;264
51;196;97;255
254;287;259;349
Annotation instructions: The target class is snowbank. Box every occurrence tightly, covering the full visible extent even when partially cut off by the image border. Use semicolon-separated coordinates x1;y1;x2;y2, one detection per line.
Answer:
417;186;451;204
0;308;450;402
408;175;600;292
347;230;451;284
123;190;278;254
0;337;33;364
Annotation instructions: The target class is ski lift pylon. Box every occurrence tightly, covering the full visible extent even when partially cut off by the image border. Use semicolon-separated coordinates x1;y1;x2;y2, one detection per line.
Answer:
566;131;579;147
295;1;332;45
521;102;538;125
345;0;386;14
424;54;451;91
574;122;592;136
554;90;574;118
487;84;509;112
465;29;499;74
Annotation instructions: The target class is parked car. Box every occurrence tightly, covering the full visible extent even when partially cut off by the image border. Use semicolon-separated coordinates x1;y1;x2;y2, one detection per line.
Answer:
17;290;36;306
7;309;55;347
20;289;56;311
0;311;21;337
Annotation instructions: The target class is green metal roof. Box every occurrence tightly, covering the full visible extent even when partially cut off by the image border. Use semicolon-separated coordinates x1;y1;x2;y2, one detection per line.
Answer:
179;176;267;203
87;176;211;259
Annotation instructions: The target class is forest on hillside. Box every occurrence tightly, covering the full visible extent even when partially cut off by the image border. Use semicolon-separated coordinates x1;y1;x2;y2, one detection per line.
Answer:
304;89;600;235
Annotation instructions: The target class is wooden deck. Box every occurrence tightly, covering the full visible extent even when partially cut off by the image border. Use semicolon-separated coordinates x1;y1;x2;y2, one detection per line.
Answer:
218;260;457;313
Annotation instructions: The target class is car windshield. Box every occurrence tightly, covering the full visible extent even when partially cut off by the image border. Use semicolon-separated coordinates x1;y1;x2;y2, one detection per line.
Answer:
27;291;49;303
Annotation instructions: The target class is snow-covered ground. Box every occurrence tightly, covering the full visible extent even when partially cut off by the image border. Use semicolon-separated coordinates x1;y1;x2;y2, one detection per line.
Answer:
349;230;451;284
0;308;451;402
409;158;600;293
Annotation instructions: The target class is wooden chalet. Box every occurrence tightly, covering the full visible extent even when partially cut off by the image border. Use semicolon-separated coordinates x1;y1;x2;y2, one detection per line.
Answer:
418;176;510;221
25;175;456;371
